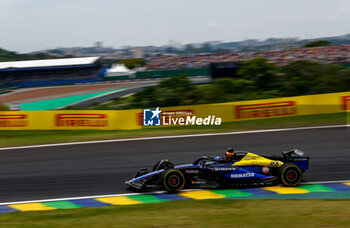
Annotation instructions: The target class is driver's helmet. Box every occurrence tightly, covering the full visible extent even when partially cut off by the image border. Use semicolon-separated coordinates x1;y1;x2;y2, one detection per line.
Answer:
225;148;235;158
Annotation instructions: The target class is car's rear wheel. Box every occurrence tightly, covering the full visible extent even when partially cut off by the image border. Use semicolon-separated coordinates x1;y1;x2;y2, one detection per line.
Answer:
162;169;185;193
279;164;303;187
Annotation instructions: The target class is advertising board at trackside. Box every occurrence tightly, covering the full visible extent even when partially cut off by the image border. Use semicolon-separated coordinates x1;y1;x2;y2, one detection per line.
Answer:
235;101;297;120
0;114;28;127
0;91;349;130
55;114;108;127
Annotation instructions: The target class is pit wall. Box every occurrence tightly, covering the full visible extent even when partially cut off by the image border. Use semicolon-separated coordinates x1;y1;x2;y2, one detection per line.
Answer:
1;91;349;130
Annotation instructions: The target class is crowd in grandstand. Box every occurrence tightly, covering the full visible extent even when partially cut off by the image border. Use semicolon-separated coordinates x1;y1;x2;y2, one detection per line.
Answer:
0;68;102;87
3;71;95;83
146;45;350;70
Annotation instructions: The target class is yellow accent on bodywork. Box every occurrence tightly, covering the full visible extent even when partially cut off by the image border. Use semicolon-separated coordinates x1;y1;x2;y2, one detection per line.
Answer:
233;153;284;167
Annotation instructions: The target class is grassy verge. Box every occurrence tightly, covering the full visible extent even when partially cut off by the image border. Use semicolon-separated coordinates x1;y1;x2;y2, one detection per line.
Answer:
0;112;348;148
0;199;349;228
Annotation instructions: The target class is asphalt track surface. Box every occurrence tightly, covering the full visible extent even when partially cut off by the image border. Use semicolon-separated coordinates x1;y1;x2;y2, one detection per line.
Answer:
70;86;148;108
0;126;349;203
70;76;212;108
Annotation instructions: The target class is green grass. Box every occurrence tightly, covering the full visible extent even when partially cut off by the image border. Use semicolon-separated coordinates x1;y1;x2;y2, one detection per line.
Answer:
0;199;349;228
0;112;348;148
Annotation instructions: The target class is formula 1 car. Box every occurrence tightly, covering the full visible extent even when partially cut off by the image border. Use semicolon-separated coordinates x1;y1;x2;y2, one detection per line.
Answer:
126;149;309;193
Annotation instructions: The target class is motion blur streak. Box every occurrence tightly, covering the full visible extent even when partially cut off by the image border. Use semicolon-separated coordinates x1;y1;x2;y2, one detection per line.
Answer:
0;127;349;203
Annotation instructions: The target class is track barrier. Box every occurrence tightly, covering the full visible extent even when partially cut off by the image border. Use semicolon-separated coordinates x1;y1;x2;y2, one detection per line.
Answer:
1;91;349;130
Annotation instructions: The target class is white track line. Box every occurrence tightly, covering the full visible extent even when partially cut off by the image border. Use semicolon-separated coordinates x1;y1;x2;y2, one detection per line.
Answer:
0;124;349;151
300;180;350;185
0;179;348;206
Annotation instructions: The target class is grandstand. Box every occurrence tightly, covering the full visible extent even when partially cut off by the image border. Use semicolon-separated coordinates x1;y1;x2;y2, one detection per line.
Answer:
0;57;105;87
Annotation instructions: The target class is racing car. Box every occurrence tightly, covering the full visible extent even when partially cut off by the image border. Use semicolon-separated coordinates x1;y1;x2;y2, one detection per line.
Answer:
126;149;309;193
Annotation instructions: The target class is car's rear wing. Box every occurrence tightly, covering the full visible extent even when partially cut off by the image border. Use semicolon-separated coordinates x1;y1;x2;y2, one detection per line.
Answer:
287;157;309;171
282;149;309;171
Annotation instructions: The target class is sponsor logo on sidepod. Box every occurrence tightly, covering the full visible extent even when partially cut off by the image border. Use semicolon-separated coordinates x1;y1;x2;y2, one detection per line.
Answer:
184;170;199;174
262;166;270;174
231;173;255;178
214;168;237;171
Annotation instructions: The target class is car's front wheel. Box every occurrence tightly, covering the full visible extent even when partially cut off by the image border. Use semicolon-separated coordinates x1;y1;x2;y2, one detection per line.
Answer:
279;164;303;187
162;169;185;193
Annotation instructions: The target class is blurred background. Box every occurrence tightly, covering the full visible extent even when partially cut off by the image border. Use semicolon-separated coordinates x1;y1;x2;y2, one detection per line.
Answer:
0;0;349;111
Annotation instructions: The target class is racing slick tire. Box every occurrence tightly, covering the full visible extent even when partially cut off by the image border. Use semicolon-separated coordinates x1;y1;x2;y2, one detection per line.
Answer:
279;164;303;187
162;169;185;193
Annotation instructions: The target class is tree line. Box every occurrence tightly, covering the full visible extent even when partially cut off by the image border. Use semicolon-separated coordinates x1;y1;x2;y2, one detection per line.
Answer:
107;58;350;109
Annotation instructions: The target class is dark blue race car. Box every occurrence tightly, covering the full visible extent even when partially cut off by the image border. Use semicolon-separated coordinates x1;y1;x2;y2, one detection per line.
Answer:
126;149;310;193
